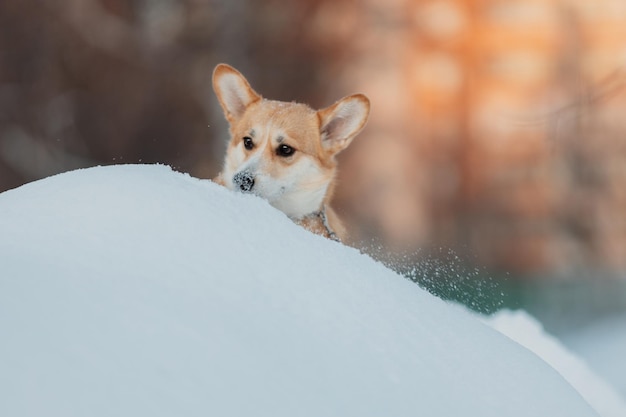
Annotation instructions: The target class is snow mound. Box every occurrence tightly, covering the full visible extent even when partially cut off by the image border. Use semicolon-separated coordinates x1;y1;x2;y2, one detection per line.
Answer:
486;310;626;417
564;314;626;400
0;165;597;417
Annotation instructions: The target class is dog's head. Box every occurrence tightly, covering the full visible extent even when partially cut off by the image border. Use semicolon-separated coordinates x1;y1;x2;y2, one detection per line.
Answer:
213;63;370;219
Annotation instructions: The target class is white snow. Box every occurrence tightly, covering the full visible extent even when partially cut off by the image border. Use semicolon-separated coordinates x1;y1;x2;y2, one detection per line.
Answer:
0;164;602;417
563;314;626;400
485;310;626;417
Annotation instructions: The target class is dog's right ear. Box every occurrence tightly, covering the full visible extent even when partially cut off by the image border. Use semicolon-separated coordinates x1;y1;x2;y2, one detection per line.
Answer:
213;64;261;123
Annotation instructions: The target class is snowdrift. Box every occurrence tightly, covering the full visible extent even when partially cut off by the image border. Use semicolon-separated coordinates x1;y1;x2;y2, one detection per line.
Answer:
486;310;626;417
0;165;597;417
564;313;626;400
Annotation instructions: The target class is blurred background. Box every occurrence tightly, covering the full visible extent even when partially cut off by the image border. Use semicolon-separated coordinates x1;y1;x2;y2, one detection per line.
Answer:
1;0;626;387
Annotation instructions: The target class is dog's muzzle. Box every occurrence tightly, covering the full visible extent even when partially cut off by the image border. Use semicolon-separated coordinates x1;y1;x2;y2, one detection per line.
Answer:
233;171;255;192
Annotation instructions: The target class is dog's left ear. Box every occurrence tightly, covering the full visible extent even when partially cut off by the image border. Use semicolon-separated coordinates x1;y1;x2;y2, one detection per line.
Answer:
213;64;262;123
318;94;370;155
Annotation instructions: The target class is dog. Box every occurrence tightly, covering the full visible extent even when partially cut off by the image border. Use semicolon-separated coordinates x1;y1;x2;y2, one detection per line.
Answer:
212;63;370;242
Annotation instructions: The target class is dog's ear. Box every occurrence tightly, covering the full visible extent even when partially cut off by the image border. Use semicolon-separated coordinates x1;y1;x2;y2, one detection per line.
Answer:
318;94;370;155
213;64;261;123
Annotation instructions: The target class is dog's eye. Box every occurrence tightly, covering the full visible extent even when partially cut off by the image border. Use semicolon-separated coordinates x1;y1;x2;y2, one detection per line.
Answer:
276;144;295;157
243;136;254;150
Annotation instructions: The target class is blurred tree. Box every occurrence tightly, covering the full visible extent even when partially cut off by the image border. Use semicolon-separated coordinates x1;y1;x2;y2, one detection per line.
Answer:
0;0;345;190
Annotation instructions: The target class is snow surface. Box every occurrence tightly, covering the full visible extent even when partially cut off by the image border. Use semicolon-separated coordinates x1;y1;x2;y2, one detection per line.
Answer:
0;165;600;417
563;314;626;400
485;310;626;417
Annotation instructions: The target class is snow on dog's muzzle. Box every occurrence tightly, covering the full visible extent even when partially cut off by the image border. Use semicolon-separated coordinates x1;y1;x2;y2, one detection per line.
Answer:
233;171;255;193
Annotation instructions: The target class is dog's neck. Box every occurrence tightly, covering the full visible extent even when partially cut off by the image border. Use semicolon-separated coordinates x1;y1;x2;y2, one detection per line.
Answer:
297;205;340;242
315;207;340;242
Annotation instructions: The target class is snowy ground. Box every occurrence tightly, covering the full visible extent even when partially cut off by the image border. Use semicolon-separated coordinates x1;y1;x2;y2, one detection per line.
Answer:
485;310;626;417
563;314;626;400
0;164;619;416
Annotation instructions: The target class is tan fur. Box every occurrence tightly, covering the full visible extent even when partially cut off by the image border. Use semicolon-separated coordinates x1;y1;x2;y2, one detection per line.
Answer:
212;63;369;242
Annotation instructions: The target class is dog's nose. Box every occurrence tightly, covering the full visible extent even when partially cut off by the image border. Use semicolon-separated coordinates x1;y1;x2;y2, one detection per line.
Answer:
233;171;255;192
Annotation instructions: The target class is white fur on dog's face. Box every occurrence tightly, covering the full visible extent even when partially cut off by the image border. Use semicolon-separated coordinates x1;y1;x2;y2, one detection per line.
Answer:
221;100;332;219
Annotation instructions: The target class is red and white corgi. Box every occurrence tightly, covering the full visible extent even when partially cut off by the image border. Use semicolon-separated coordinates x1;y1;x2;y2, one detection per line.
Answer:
212;63;370;242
